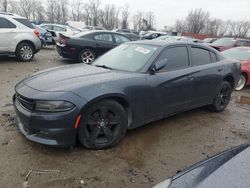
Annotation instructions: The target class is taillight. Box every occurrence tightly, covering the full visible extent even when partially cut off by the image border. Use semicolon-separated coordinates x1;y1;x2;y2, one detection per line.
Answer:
60;38;67;45
34;29;40;37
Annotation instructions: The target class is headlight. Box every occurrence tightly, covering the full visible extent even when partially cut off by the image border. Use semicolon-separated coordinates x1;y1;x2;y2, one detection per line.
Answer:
35;101;75;112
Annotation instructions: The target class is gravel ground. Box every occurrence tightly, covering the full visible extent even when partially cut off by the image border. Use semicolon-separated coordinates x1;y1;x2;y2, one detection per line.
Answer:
0;47;250;188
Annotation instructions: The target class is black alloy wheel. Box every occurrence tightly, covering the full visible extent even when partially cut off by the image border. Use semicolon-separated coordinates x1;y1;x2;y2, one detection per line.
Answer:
77;100;127;149
209;81;232;112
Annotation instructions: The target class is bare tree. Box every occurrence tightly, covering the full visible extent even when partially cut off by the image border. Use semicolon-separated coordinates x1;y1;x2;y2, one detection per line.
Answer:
145;11;155;29
0;0;8;12
121;4;129;29
132;11;143;31
203;18;223;36
88;0;101;26
99;4;118;30
186;8;210;34
174;19;186;32
71;0;83;21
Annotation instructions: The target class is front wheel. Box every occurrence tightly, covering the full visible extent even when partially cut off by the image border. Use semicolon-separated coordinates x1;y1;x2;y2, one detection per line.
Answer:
77;100;128;149
16;42;34;62
208;81;232;112
235;74;246;91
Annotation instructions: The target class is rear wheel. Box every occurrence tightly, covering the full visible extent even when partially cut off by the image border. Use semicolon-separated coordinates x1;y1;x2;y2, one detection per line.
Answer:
77;100;128;149
208;81;232;112
235;74;247;91
78;49;96;63
16;42;34;62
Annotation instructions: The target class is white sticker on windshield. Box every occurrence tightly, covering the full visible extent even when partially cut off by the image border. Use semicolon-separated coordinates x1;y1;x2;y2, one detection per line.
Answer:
135;47;151;54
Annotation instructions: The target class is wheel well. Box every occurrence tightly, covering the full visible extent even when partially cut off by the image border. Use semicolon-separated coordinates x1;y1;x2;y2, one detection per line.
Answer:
242;72;248;81
16;40;35;52
223;75;235;89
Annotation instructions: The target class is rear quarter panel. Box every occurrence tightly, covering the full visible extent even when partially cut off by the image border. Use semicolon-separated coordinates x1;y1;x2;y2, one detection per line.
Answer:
224;59;241;89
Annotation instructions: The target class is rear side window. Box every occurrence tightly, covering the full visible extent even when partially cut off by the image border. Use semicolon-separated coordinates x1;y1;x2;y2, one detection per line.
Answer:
41;25;53;30
94;33;113;42
236;41;245;47
0;17;16;28
114;34;130;44
191;47;211;66
245;41;250;47
53;26;66;32
157;46;189;72
14;18;34;29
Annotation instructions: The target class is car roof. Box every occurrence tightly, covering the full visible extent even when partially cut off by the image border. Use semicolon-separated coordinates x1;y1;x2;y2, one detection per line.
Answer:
0;12;26;19
129;39;206;47
233;47;250;51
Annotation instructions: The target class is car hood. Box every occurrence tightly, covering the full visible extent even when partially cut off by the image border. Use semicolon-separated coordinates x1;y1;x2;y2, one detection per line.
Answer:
22;64;132;92
166;144;250;188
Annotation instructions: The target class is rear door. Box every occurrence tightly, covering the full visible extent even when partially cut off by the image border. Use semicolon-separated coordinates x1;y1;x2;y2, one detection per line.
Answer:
188;45;225;107
146;45;195;118
0;17;16;52
92;33;117;56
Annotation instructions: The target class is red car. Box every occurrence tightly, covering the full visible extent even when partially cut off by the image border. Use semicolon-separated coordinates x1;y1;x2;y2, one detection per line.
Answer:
211;38;250;51
222;47;250;90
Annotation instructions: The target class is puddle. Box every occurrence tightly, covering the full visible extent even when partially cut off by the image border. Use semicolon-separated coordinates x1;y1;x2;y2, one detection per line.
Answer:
236;96;250;105
115;121;165;168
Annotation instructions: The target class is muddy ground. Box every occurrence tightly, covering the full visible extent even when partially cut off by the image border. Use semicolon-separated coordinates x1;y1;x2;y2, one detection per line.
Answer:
0;47;250;188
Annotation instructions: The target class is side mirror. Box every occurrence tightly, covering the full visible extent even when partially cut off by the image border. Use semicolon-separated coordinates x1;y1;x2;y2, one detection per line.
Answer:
150;58;167;73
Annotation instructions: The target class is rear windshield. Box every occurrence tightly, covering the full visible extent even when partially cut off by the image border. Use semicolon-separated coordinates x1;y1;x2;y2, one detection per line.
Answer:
212;38;235;46
14;18;34;29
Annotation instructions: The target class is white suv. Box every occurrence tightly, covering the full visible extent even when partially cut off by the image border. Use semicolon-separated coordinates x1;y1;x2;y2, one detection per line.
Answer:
0;12;41;62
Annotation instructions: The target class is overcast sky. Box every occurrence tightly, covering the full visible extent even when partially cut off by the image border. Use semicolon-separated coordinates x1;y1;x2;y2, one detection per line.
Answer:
102;0;250;29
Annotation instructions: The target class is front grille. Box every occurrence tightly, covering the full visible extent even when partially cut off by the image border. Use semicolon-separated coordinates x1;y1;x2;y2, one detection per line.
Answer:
16;94;35;111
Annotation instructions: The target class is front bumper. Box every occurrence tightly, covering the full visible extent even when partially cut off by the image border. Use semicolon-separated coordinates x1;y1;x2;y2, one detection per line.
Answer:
13;95;77;147
13;84;86;147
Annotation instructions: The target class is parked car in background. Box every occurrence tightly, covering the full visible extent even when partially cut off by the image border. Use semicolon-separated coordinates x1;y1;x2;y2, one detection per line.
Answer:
122;33;140;41
154;144;250;188
210;37;250;51
155;36;203;43
66;21;85;30
14;40;240;149
56;31;131;63
83;26;106;30
113;28;139;35
203;37;217;43
0;12;41;61
32;24;54;47
222;47;250;90
141;32;166;40
40;23;80;42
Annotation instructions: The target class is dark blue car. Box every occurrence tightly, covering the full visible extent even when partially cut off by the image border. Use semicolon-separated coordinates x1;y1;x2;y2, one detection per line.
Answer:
13;40;240;149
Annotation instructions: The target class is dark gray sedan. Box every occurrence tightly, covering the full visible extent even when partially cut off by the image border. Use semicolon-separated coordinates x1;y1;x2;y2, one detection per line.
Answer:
13;40;240;149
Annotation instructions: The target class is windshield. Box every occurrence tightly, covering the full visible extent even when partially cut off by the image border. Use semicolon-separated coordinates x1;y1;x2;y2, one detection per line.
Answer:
92;44;158;72
212;38;236;46
155;35;170;40
222;48;250;61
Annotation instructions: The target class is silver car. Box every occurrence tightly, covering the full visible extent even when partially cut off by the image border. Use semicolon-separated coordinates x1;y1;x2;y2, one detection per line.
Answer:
0;12;41;62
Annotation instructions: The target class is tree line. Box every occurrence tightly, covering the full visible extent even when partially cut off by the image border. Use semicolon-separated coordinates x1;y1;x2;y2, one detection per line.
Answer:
172;8;250;38
0;0;155;31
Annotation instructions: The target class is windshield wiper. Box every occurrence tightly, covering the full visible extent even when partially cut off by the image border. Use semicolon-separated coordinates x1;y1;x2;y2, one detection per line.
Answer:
94;65;113;70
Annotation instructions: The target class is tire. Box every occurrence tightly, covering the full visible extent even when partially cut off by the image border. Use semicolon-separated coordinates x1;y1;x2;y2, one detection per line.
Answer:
78;49;96;63
16;42;35;62
208;81;232;112
77;100;128;149
235;74;247;91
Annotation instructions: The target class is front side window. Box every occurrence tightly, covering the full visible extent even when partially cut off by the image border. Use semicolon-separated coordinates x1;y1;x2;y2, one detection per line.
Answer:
157;46;189;72
41;25;53;30
0;17;16;28
94;33;113;42
114;34;130;44
191;47;211;66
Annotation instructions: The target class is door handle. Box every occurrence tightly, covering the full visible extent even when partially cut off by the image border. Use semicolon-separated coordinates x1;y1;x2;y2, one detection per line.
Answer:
95;43;100;46
218;68;223;72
